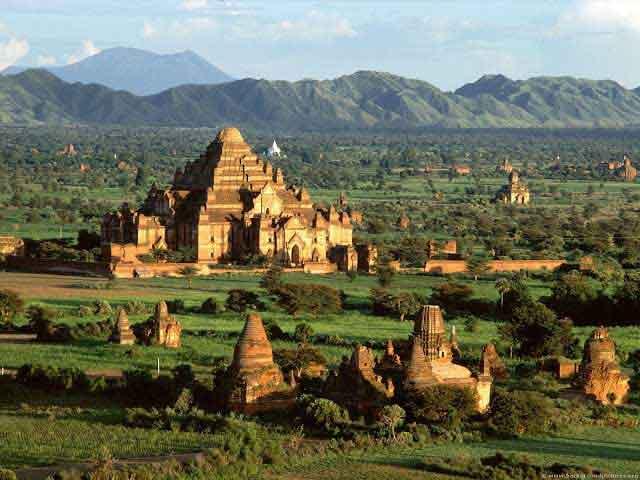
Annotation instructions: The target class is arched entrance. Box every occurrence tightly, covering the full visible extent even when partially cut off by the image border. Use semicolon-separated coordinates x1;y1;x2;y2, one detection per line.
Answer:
291;245;301;265
311;248;320;262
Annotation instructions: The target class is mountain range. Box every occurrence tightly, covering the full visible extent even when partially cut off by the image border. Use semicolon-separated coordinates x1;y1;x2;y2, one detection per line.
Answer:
1;47;233;95
2;69;640;130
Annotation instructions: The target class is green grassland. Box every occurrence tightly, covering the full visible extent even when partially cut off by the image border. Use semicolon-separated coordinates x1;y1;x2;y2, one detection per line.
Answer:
1;271;640;474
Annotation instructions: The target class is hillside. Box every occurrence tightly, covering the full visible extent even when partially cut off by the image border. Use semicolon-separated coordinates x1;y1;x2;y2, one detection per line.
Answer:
2;47;233;95
2;70;640;130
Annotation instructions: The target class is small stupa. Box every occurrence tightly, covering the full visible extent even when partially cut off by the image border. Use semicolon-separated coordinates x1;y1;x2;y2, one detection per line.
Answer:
479;343;508;379
152;301;182;348
225;313;294;414
579;327;629;405
110;308;135;345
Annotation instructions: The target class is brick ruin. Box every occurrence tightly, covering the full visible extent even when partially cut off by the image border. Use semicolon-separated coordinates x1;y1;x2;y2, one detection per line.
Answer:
110;308;135;345
324;305;492;415
478;343;508;380
495;170;531;205
222;313;296;414
579;327;629;405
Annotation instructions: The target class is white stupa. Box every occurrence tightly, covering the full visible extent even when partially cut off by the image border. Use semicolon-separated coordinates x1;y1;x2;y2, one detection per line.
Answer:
266;139;282;158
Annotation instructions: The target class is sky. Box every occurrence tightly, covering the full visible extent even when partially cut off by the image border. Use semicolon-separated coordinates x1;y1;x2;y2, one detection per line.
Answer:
1;0;640;90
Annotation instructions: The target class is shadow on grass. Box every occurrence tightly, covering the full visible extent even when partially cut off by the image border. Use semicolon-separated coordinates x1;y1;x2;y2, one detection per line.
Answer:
481;436;640;462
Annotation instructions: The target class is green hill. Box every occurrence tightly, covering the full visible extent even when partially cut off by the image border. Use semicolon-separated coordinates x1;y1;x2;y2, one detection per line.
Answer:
2;69;640;130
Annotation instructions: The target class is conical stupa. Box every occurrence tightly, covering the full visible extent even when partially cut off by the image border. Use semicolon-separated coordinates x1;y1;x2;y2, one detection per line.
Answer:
232;313;275;370
225;313;294;414
110;308;135;345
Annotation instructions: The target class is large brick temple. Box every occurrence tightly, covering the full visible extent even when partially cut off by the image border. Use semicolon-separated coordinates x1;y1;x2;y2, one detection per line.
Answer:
102;127;360;272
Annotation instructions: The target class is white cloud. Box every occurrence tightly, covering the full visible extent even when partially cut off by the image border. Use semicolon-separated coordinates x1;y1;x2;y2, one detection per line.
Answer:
36;55;56;66
143;18;216;38
66;39;101;65
0;37;29;71
142;21;157;39
267;10;357;41
180;0;208;10
556;0;640;35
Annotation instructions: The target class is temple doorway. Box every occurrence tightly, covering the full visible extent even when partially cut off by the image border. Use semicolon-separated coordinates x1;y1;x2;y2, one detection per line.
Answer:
291;245;301;265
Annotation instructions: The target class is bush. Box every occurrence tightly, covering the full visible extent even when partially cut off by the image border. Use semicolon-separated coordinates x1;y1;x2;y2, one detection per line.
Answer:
225;289;265;313
274;283;342;315
0;468;17;480
489;389;554;437
260;265;283;294
377;404;406;439
0;289;24;325
404;385;477;429
92;300;113;316
199;297;219;314
124;300;149;315
263;318;287;340
16;364;90;392
298;396;349;437
166;299;186;314
370;288;424;321
294;323;314;344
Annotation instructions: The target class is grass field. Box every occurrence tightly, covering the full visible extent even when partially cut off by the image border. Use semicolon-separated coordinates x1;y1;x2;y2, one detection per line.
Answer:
0;270;638;372
1;270;639;475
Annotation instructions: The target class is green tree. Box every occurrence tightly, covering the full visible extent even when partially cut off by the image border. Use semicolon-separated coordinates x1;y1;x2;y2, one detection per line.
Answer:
378;404;406;440
376;265;395;288
178;266;198;289
500;301;575;358
467;253;491;281
0;290;24;325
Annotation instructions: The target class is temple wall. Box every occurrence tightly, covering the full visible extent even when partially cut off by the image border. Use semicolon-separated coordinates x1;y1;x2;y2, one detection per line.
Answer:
6;256;112;277
424;259;566;274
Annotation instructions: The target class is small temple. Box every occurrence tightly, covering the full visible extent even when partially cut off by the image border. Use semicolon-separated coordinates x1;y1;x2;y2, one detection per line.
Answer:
102;127;362;273
406;305;492;411
578;327;629;405
325;305;492;415
266;139;282;158
151;301;182;348
110;308;135;345
495;170;531;205
222;313;295;414
478;343;508;380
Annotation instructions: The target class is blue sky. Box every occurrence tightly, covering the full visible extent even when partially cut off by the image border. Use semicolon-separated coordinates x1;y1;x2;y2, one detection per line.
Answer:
1;0;640;90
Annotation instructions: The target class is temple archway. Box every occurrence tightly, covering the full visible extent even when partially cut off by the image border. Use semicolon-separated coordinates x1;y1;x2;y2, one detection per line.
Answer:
311;248;320;262
291;245;301;265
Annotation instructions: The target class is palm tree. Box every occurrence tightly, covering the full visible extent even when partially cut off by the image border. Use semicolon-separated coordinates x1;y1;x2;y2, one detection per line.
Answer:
179;266;198;289
495;277;512;311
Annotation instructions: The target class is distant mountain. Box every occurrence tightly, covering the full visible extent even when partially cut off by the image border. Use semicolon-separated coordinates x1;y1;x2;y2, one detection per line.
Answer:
1;69;640;130
1;47;233;95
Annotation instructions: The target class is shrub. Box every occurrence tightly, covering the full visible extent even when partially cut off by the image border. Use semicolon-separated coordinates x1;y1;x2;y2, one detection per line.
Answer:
376;265;395;288
377;404;406;439
0;468;17;480
370;288;424;321
299;396;349;437
166;299;186;314
294;322;314;344
199;297;219;314
430;282;473;314
225;289;265;313
404;385;477;429
0;289;24;325
260;265;283;294
274;345;327;376
488;389;554;437
92;300;113;316
124;300;149;315
262;318;287;340
274;283;342;315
